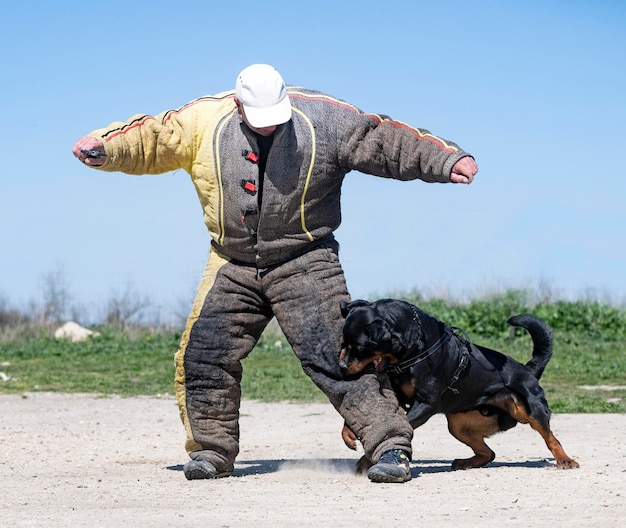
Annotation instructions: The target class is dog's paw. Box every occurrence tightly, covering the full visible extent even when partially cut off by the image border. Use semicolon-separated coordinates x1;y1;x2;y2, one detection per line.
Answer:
451;458;475;470
556;457;580;469
355;455;374;475
341;423;358;450
451;452;494;470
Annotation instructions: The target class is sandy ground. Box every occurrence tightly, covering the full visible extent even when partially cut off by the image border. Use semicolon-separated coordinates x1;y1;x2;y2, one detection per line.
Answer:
0;393;624;528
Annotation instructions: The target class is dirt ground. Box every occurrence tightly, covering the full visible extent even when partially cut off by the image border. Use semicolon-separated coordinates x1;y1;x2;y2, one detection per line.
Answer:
0;393;624;527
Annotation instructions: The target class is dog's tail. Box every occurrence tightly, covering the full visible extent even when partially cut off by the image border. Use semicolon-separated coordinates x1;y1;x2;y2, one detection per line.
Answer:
507;314;553;380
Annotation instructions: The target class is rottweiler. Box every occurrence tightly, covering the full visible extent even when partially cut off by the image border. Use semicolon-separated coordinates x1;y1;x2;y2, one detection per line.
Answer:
339;298;579;471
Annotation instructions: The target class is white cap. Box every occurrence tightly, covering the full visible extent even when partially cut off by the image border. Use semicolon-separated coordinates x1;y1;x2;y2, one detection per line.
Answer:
235;64;292;128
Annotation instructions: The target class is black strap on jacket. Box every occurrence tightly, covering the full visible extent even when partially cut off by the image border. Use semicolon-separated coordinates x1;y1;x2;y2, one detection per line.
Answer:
255;133;274;210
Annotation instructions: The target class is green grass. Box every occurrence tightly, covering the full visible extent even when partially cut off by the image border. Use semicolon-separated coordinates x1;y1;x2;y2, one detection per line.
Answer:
0;331;178;395
0;326;624;411
0;326;325;402
1;291;625;412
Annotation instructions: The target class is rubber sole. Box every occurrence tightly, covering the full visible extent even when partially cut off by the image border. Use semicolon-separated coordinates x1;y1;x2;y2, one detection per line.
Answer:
367;464;412;483
183;460;232;480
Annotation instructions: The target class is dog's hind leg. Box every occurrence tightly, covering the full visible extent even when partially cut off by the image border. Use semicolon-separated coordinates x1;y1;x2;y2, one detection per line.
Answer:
499;398;579;469
446;411;500;469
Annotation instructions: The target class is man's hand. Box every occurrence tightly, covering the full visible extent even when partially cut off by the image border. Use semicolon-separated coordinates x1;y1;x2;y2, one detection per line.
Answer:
450;156;478;184
73;137;106;166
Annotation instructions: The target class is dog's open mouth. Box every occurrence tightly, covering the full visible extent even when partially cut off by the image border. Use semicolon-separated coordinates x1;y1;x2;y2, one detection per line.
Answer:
373;358;388;372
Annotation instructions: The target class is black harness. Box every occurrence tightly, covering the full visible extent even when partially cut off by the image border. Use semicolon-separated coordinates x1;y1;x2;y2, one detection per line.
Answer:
387;306;472;395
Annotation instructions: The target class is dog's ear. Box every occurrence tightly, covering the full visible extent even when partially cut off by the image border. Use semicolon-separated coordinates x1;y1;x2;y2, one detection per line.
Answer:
391;330;416;354
366;319;392;344
340;299;371;318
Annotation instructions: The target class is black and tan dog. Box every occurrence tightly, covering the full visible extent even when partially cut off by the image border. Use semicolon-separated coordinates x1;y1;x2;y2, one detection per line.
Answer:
339;299;579;470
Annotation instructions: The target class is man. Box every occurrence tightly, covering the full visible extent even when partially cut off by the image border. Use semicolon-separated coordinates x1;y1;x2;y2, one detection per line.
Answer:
73;64;478;483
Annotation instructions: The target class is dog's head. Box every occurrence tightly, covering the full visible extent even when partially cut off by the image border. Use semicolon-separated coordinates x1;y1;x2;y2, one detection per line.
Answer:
339;299;423;375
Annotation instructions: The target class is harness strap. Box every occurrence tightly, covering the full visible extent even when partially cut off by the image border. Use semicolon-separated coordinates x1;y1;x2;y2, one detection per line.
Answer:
445;328;472;395
388;326;453;374
386;311;472;396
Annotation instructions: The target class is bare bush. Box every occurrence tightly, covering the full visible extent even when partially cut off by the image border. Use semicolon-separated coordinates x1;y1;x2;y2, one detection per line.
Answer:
0;295;25;328
39;267;72;325
104;283;152;329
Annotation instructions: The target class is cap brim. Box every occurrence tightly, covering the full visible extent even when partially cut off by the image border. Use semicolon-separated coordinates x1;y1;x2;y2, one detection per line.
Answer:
243;96;292;128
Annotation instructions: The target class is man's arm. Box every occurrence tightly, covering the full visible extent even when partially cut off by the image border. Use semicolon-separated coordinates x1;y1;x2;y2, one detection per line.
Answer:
71;110;194;175
339;111;478;184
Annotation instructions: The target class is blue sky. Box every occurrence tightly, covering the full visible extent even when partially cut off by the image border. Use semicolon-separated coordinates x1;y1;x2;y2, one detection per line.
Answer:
1;0;625;322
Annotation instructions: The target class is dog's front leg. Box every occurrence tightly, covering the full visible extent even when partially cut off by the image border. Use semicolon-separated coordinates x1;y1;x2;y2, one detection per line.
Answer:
341;422;374;474
341;421;358;450
406;401;436;429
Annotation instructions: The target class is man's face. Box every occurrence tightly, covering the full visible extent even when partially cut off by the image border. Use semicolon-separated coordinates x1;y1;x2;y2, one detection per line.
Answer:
234;98;278;137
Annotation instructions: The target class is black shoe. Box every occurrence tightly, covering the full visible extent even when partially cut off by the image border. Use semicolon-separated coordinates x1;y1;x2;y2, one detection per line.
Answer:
183;459;231;480
367;450;412;483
